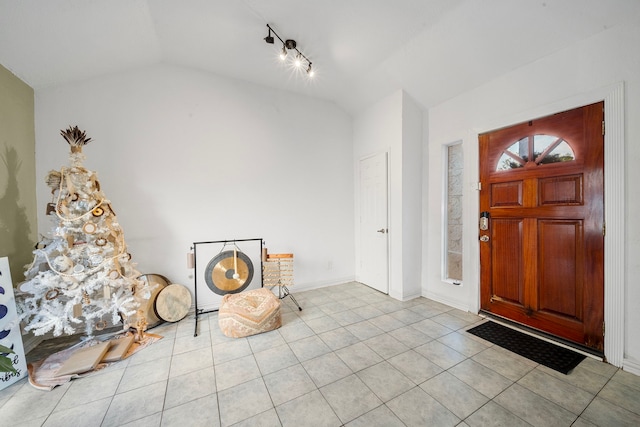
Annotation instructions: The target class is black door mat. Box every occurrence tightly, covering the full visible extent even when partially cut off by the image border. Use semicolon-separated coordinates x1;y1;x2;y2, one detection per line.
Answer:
467;321;586;374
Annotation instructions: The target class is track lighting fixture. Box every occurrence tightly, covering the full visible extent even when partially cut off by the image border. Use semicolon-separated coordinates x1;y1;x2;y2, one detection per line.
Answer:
264;28;274;44
264;24;315;78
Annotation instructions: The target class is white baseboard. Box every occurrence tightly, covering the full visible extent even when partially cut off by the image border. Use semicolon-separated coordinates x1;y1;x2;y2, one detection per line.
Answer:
293;276;356;293
423;290;473;313
623;357;640;377
399;291;423;302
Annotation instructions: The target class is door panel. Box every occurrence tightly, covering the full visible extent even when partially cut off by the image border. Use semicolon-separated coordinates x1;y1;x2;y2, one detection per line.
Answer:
490;218;524;305
491;181;523;207
479;102;604;352
359;152;389;294
538;219;582;318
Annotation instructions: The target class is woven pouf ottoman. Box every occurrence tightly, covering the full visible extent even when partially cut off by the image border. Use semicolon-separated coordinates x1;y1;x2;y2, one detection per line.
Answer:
218;288;282;338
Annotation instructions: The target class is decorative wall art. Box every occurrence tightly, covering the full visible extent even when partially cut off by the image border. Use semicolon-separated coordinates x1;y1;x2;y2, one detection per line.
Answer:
0;257;28;390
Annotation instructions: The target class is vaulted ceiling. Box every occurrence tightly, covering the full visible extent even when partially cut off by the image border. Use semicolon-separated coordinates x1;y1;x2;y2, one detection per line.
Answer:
1;0;638;114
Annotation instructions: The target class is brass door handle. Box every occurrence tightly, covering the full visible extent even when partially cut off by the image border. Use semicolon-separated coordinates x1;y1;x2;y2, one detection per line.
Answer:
480;235;489;242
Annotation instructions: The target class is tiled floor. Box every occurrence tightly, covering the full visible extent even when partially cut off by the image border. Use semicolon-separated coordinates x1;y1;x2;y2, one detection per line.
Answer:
2;282;639;426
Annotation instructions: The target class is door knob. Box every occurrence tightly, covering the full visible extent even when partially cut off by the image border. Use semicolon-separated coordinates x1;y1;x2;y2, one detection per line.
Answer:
377;228;387;234
480;235;489;242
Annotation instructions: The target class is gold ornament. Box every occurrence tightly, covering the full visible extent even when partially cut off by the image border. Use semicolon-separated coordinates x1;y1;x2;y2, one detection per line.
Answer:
82;222;97;234
95;320;107;331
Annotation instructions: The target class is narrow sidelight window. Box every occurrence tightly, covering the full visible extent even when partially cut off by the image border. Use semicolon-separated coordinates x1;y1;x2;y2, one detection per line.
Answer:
445;142;463;283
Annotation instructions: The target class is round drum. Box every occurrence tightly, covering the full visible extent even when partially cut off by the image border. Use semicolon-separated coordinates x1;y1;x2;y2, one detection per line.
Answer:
155;284;192;322
129;274;169;328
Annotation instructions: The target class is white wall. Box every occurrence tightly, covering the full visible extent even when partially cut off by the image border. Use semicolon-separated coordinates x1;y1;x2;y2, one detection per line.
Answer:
425;21;640;372
34;63;355;297
401;94;423;299
353;91;400;297
353;90;422;300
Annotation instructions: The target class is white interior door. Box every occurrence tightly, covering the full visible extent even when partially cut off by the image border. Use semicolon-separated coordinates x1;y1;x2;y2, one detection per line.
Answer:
359;152;389;293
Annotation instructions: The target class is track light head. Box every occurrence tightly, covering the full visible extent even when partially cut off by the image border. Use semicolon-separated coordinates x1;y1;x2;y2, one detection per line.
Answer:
279;45;287;60
306;63;315;77
264;25;275;43
284;39;297;50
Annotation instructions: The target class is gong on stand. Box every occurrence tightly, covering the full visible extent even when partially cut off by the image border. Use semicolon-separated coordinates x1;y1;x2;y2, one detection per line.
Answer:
204;248;254;295
190;238;263;337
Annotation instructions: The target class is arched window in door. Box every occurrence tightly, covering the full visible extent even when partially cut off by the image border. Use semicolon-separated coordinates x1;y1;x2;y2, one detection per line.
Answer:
496;134;575;171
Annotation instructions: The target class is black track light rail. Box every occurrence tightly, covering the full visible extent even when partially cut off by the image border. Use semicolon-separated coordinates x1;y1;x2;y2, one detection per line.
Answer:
265;24;313;73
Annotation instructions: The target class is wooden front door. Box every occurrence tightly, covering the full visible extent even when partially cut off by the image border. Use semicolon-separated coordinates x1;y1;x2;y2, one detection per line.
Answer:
479;102;605;352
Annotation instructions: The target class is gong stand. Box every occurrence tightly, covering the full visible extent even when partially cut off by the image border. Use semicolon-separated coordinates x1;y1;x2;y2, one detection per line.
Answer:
190;238;263;337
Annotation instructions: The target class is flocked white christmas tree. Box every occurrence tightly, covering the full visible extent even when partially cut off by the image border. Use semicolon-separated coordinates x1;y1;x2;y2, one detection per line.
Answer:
17;126;151;337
